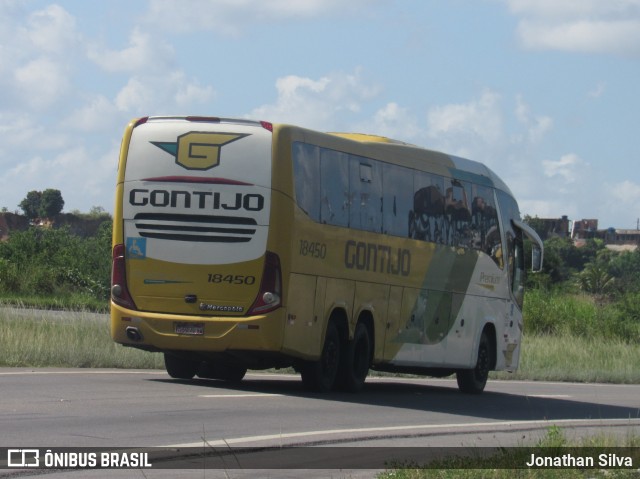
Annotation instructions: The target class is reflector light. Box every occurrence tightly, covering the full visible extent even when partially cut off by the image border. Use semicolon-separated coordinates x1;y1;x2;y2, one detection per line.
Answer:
248;252;282;315
111;244;137;310
134;117;149;127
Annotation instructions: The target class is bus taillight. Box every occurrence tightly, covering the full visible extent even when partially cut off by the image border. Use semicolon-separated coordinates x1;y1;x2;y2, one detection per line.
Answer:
260;121;273;132
248;252;282;315
111;244;137;310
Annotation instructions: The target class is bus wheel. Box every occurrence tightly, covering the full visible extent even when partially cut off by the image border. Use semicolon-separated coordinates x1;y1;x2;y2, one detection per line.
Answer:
301;321;340;392
198;362;247;383
337;322;371;392
164;353;199;380
456;333;491;394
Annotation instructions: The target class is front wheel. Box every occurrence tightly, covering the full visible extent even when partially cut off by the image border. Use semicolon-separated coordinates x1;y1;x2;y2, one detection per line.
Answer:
456;332;491;394
300;321;340;392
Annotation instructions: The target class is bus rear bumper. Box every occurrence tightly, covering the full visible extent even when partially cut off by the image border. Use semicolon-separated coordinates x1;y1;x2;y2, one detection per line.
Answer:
110;302;285;354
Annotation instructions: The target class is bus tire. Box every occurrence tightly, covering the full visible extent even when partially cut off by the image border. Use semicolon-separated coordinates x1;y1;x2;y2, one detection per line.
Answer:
198;362;247;383
300;321;340;392
456;332;491;394
164;353;199;380
337;322;371;392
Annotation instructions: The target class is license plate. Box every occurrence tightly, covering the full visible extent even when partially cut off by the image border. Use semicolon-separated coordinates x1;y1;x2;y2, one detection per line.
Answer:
174;322;204;335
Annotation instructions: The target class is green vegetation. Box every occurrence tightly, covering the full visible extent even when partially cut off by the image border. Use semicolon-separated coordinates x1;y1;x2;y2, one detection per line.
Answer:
0;220;112;309
1;306;638;383
522;289;639;343
18;188;65;220
378;426;640;478
0;211;638;382
0;309;163;369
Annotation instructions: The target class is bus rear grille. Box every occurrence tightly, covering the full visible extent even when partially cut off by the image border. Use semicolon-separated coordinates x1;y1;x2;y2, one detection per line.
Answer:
133;213;257;243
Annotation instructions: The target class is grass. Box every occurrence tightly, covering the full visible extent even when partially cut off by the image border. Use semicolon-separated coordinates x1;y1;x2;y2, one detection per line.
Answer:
2;308;638;478
1;308;639;384
492;334;640;384
0;292;108;313
377;427;640;478
0;309;163;369
523;289;640;343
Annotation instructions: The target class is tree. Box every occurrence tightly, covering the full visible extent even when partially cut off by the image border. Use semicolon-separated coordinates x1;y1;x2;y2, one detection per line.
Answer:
39;189;64;219
18;190;43;220
577;262;615;296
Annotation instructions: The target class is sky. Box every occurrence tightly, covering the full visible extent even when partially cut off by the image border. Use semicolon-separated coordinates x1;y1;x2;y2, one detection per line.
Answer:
1;0;639;229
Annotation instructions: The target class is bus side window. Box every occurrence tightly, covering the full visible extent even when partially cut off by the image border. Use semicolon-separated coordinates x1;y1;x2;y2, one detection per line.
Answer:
320;148;350;227
472;184;502;267
382;163;413;237
292;142;320;221
444;179;472;247
409;172;445;244
350;157;382;233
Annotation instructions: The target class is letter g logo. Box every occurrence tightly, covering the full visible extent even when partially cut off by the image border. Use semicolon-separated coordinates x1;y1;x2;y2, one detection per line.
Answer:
151;132;249;171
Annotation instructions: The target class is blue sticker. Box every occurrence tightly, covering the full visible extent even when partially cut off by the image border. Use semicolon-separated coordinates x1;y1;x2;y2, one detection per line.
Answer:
126;237;147;259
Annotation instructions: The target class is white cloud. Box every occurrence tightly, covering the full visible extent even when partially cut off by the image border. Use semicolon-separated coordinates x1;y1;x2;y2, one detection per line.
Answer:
248;70;380;130
0;144;116;213
425;90;504;159
505;0;640;55
542;153;585;183
14;57;69;109
65;95;119;132
427;90;502;142
609;180;640;205
171;72;215;108
0;5;80;110
115;77;151;112
360;102;421;141
515;95;553;143
505;0;640;18
517;19;640;55
144;0;378;34
25;4;79;54
518;198;579;220
88;28;174;73
113;72;215;115
0;112;68;153
588;82;606;98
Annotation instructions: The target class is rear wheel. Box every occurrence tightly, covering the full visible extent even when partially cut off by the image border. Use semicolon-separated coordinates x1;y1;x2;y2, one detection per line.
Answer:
164;353;199;380
301;321;340;392
198;362;247;383
456;332;491;394
337;322;371;392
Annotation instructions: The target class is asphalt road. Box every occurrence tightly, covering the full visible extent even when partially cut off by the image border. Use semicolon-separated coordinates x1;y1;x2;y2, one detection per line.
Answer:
1;368;639;478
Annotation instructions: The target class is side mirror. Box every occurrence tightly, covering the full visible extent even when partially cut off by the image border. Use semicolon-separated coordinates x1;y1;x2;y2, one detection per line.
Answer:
512;219;544;273
531;246;543;273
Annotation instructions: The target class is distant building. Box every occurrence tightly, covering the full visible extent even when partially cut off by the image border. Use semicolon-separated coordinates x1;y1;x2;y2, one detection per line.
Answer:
527;215;639;252
533;215;571;240
601;228;640;252
571;219;598;240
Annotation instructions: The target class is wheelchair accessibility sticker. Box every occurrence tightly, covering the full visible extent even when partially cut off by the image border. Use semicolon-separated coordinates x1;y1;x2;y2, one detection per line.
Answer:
126;237;147;259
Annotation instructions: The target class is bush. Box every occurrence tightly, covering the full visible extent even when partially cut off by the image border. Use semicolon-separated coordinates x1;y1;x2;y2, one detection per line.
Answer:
524;288;640;343
0;221;112;303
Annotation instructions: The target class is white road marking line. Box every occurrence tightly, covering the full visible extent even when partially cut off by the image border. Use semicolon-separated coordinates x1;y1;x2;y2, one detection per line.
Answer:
199;393;283;398
527;394;571;398
0;370;164;375
163;418;640;448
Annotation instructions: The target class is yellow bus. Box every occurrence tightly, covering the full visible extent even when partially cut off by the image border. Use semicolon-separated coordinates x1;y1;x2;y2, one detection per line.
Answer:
111;116;543;394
